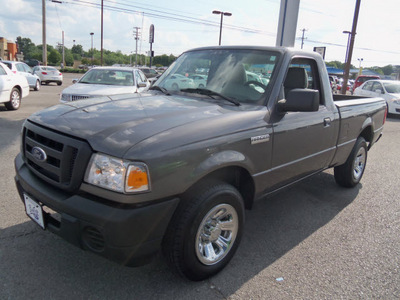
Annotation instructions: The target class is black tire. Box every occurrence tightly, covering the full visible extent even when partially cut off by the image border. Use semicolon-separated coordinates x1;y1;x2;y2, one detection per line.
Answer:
334;137;367;188
57;81;62;86
5;87;21;110
34;80;41;91
162;181;245;281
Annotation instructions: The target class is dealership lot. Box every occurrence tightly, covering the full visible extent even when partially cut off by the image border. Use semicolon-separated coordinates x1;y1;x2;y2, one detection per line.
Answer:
1;73;399;299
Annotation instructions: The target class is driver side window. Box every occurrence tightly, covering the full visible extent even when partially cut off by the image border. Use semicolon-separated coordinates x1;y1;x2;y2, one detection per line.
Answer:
284;58;323;105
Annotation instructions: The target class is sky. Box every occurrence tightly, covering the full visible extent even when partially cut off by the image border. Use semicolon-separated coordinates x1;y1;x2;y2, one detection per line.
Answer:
0;0;399;68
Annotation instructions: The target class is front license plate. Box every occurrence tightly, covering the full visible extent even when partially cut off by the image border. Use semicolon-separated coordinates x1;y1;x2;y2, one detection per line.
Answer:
24;194;45;229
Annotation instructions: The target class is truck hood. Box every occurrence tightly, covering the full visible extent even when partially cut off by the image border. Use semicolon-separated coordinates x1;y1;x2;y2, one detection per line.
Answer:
61;83;138;96
28;93;261;158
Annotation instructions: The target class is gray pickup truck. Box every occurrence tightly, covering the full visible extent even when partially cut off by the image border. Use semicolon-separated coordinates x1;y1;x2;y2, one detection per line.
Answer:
15;46;386;281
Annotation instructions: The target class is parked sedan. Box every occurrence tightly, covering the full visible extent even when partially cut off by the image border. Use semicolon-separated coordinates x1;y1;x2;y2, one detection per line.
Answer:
33;66;63;85
60;67;150;103
354;79;400;115
0;62;30;110
189;74;207;88
2;60;41;91
160;74;195;91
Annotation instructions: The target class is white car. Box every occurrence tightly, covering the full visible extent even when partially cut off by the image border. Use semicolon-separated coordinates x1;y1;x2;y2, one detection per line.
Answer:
159;74;195;91
0;62;30;110
60;67;150;103
33;66;63;86
354;79;400;115
189;74;207;88
2;60;41;91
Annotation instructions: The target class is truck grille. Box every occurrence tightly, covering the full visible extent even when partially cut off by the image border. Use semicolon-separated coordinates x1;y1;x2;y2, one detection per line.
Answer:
23;121;92;192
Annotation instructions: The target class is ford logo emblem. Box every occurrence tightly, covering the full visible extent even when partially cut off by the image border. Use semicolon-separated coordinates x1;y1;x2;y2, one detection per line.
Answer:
31;147;47;162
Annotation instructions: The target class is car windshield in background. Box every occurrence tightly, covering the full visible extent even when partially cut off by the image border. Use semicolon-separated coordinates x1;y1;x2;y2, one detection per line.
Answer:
154;49;280;104
79;69;134;86
384;82;400;94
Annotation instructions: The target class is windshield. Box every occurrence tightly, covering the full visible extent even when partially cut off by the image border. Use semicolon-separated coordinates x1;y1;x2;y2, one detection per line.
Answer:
154;49;280;104
79;69;134;86
383;82;400;94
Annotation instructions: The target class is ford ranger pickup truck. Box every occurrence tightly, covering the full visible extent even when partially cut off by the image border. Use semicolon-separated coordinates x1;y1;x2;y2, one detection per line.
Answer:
14;46;386;281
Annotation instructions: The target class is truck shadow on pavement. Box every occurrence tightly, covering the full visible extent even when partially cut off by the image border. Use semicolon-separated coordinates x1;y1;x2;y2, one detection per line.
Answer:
1;171;359;299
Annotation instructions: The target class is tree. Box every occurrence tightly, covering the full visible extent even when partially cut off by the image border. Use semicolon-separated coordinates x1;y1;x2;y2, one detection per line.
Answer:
16;36;37;59
48;49;61;65
71;44;84;56
381;65;394;76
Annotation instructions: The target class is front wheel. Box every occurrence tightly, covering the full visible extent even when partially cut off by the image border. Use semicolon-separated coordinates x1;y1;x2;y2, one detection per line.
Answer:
34;80;41;91
334;137;367;187
163;182;244;281
5;88;21;110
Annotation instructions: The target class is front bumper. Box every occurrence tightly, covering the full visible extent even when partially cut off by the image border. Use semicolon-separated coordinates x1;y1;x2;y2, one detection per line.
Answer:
15;153;179;266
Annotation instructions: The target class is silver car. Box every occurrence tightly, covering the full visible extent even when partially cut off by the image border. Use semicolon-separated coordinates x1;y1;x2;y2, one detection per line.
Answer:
2;60;41;91
33;66;63;86
60;67;150;103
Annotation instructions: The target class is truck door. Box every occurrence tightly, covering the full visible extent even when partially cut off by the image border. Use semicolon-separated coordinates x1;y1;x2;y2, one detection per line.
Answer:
267;58;337;189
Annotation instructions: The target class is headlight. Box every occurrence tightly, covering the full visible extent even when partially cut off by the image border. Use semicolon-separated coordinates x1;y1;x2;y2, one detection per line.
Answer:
84;153;150;193
60;93;70;102
393;99;400;105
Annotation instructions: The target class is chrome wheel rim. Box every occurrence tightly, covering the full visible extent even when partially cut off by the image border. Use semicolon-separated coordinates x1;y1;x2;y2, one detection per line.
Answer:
11;90;21;108
195;203;238;265
353;146;366;181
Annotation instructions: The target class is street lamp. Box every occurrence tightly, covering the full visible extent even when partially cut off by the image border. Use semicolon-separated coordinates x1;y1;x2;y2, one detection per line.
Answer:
90;32;94;64
212;10;232;45
358;58;363;75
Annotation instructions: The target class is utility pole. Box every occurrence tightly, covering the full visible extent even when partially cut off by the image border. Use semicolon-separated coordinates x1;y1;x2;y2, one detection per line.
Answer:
42;0;47;65
133;27;141;66
100;0;103;66
300;28;308;49
62;31;65;67
341;0;361;95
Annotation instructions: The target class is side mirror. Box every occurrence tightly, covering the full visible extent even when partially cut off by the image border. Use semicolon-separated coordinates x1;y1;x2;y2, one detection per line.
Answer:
138;82;147;88
72;79;79;84
278;89;320;112
375;89;383;94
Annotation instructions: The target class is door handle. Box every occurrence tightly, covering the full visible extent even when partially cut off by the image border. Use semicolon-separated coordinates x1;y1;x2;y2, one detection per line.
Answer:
324;117;331;127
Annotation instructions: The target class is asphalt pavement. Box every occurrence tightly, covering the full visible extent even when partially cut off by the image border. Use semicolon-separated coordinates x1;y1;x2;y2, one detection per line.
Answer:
0;73;399;299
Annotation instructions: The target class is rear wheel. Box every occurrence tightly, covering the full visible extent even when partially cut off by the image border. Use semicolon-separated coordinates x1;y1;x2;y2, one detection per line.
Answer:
57;81;62;86
5;88;21;110
334;137;367;187
163;182;244;281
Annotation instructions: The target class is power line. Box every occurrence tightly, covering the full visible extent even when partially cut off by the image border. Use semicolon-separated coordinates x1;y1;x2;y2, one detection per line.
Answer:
63;0;275;36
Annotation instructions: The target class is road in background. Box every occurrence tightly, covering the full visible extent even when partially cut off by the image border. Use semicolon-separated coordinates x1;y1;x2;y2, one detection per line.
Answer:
1;75;399;299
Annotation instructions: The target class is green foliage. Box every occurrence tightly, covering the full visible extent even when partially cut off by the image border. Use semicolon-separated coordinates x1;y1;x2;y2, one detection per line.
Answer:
48;49;61;65
13;36;168;68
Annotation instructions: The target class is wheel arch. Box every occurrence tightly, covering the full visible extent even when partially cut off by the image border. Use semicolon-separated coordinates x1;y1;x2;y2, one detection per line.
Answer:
183;165;255;210
12;85;22;96
359;122;373;146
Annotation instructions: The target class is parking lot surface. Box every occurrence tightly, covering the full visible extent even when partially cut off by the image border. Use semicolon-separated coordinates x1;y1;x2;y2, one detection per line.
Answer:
1;73;399;299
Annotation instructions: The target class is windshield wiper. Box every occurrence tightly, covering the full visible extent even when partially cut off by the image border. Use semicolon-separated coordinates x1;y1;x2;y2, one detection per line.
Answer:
149;85;171;95
180;88;240;106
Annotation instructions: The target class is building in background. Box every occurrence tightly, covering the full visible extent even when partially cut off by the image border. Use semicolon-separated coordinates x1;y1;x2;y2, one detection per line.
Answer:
0;37;19;61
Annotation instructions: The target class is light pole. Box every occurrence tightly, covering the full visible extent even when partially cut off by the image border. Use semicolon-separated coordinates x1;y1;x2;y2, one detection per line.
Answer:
358;58;363;75
90;32;94;64
212;10;232;45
